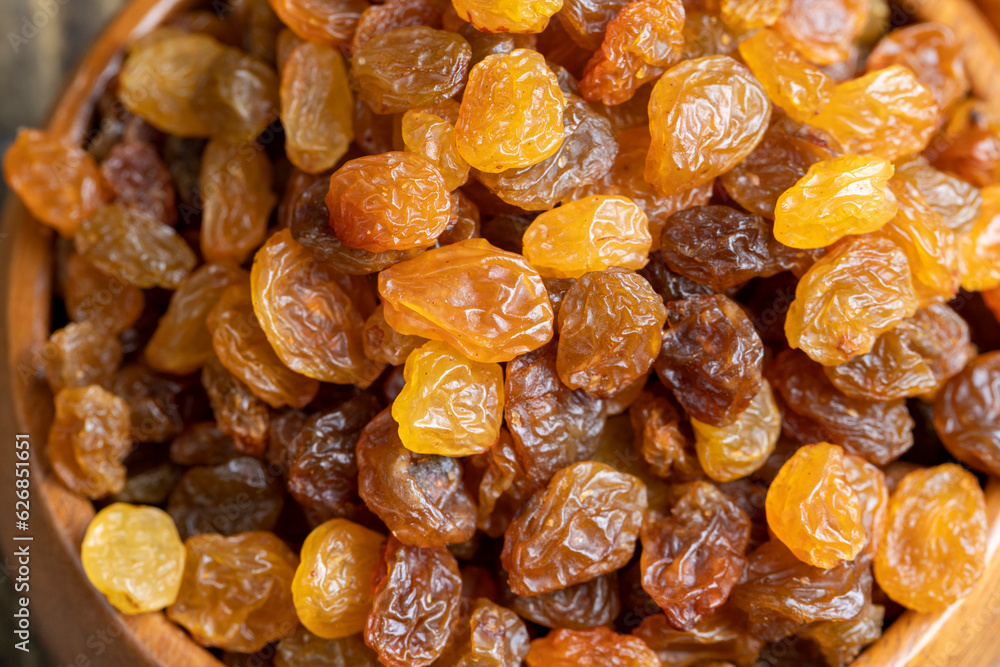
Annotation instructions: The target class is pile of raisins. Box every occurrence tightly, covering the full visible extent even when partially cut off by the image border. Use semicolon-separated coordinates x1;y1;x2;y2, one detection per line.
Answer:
5;0;1000;663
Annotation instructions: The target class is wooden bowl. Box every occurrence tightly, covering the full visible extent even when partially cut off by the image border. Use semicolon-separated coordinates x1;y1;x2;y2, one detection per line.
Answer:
1;1;999;665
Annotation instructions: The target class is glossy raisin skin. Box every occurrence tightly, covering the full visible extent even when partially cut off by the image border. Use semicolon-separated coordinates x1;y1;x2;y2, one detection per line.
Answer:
504;342;607;492
325;152;451;253
392;340;504;456
659;206;773;291
81;503;186;615
866;23;968;114
350;0;444;54
146;262;248;376
292;518;385;638
48;385;132;500
654;294;764;427
958;185;1000;292
3;128;108;236
356;408;477;547
557;268;666;397
526;627;660;667
556;0;629;50
774;0;866;65
870;179;960;308
452;0;561;33
804;603;885;667
288;395;381;526
645;56;770;196
693;380;781;483
199;139;276;264
193;47;279;144
774;155;898;250
118;32;227;137
201;357;270;456
41;321;122;394
100;141;177;227
352;27;471;114
634;608;763;667
365;536;462;667
810;65;938;161
738;28;834;124
167;532;299;652
362;304;425;365
438;597;530;666
475;95;618;212
522;196;650;277
209;281;320;409
504;573;620;630
75;204;196;290
401;104;469;192
378;239;554;363
720;114;839;219
874;464;986;612
934;351;1000;476
251;229;382;387
289;178;424;275
64;254;145;335
501;461;647;596
572;127;713;247
785;235;918;366
769;349;914;465
166;457;284;539
629;391;698;480
731;540;870;630
579;0;685;106
640;482;750;630
268;0;367;48
455;49;567;173
765;443;865;569
280;41;354;173
825;304;974;402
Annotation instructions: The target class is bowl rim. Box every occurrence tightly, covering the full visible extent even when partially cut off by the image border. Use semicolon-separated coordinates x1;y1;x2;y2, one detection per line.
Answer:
0;1;225;664
1;0;1000;665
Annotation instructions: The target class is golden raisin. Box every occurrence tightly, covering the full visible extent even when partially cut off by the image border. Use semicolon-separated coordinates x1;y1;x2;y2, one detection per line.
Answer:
392;340;504;456
280;41;354;174
874;464;986;612
693;380;781;483
738;28;835;124
809;65;938;161
522;196;650;278
325;152;452;252
785;235;918;366
766;442;865;569
292;519;385;638
774;155;897;249
455;49;567;173
3;128;108;236
645;56;770;196
378;238;554;362
48;385;131;500
453;0;561;33
81;503;185;615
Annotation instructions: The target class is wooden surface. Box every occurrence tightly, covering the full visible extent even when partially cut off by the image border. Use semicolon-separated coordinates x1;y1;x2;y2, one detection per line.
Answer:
0;0;999;666
0;1;223;665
